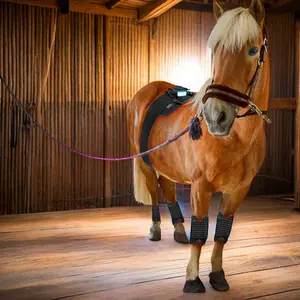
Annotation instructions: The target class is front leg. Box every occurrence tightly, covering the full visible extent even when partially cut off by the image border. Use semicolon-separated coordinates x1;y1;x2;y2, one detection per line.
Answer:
184;181;212;293
210;185;250;291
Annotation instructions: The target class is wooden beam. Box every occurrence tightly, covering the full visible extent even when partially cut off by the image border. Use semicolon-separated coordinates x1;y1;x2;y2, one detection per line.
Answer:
269;0;300;13
174;2;240;13
105;0;124;9
4;0;137;18
60;0;69;14
295;22;300;210
174;1;281;13
104;16;112;208
138;0;182;23
269;98;296;110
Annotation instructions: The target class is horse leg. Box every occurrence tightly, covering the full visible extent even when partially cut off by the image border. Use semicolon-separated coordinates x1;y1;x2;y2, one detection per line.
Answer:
146;173;160;242
158;176;188;244
210;185;250;291
133;158;161;241
184;181;212;293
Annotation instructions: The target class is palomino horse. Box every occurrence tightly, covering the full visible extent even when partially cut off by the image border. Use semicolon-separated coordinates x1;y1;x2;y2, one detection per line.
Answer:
127;0;270;293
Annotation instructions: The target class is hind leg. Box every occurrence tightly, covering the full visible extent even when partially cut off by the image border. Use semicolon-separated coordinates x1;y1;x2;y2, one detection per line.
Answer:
148;188;161;242
134;158;161;241
158;176;188;244
144;169;161;242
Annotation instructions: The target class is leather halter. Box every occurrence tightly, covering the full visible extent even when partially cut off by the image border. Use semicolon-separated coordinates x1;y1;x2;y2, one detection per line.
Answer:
202;28;269;121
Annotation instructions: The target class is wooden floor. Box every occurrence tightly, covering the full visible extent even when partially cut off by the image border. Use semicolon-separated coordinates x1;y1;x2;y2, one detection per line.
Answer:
1;195;300;300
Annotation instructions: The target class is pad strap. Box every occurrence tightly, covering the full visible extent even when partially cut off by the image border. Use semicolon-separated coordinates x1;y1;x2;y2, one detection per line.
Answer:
152;205;161;222
167;201;184;225
214;212;234;243
190;216;209;245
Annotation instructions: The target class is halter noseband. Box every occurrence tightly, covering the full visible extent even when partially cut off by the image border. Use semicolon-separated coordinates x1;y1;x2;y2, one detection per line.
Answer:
202;30;271;124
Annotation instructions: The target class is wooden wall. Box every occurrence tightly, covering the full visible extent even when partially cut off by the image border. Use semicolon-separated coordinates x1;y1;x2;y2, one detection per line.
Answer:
105;17;149;206
250;13;295;195
295;21;300;209
0;2;295;214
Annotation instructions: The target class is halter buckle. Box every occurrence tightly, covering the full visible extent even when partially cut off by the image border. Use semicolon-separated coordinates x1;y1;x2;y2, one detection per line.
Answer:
263;38;268;52
249;101;272;124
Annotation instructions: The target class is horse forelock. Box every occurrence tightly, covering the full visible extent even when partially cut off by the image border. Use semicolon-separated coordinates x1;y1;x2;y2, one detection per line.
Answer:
207;7;260;53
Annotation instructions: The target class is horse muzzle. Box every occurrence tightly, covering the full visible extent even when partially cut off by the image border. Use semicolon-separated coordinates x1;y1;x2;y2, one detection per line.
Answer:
202;97;236;137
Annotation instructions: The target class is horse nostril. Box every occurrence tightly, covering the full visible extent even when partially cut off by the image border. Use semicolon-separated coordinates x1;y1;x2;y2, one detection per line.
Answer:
217;111;226;125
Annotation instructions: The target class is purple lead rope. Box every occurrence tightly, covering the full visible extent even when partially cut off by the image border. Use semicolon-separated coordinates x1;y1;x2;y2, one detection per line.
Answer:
0;76;190;161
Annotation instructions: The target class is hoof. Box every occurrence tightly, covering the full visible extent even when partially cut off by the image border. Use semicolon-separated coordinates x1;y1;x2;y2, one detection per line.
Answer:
183;277;206;293
209;269;229;291
174;231;189;244
148;225;161;241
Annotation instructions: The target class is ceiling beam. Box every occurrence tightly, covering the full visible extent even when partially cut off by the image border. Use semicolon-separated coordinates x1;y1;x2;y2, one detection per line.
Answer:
60;0;69;14
267;0;300;12
174;1;241;12
105;0;124;9
4;0;137;18
174;1;297;13
138;0;183;23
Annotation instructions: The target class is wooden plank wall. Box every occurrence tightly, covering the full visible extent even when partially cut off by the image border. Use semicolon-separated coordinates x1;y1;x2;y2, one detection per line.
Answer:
0;2;295;214
149;9;215;90
295;22;300;209
105;17;149;207
0;3;106;214
250;13;295;195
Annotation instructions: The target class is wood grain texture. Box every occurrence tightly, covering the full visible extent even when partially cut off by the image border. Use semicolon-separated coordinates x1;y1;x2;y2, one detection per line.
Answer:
4;0;138;18
250;13;295;196
0;3;105;214
105;0;125;9
0;196;300;299
138;0;183;22
295;22;300;210
269;98;296;110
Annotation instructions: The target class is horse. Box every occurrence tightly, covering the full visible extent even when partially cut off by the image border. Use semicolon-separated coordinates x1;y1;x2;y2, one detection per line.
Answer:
127;0;270;293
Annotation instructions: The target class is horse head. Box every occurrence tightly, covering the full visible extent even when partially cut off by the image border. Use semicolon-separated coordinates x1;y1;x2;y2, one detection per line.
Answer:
200;0;269;137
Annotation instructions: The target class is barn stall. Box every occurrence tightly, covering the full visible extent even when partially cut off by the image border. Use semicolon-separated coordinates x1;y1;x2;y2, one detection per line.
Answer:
0;0;300;299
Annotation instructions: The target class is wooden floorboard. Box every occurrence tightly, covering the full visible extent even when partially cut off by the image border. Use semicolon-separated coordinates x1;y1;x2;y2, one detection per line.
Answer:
0;196;300;299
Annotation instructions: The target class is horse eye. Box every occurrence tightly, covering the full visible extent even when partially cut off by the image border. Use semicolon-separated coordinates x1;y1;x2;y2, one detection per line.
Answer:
248;47;259;57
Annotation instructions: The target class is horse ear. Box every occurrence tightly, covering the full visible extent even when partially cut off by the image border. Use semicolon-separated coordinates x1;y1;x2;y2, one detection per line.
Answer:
249;0;265;25
213;1;224;20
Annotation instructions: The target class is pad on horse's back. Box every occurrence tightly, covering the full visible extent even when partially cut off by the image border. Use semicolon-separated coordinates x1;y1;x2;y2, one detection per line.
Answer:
140;85;195;166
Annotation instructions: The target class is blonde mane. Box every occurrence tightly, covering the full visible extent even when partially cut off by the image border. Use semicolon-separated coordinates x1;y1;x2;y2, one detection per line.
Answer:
207;7;260;53
192;7;260;113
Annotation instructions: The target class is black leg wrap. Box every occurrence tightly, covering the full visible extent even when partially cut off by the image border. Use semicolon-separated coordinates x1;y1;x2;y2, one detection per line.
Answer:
190;216;209;245
152;205;161;222
167;201;184;225
214;212;234;243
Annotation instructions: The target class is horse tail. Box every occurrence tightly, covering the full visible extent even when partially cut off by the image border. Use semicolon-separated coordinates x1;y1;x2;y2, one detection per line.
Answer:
133;158;157;205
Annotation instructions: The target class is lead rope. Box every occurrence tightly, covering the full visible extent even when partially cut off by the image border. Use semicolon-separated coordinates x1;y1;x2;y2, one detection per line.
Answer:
0;76;198;161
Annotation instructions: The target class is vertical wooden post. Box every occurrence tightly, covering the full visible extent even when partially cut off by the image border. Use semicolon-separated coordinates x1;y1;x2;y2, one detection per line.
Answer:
148;18;157;83
104;16;111;207
295;22;300;209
